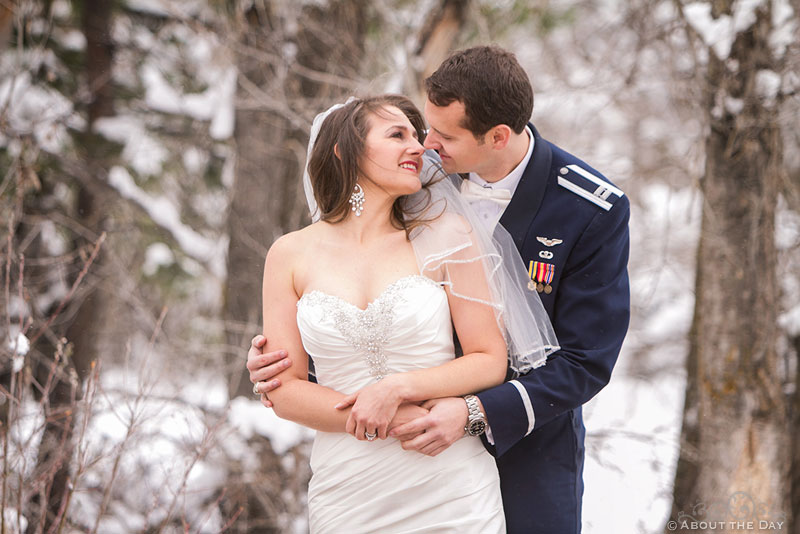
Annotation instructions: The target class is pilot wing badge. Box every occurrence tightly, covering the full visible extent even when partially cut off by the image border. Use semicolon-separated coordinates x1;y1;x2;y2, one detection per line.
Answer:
536;236;563;247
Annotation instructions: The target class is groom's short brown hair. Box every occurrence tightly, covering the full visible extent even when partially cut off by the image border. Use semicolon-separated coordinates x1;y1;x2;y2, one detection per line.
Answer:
425;46;533;137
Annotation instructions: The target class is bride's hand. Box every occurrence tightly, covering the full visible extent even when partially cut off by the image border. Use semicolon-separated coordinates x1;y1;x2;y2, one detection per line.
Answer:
335;376;405;440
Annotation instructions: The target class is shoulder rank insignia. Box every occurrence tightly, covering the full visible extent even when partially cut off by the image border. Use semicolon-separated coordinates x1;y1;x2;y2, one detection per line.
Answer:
557;164;624;211
528;260;555;294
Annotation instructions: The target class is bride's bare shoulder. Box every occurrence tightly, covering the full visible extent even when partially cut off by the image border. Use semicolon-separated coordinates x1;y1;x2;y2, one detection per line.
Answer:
265;223;325;265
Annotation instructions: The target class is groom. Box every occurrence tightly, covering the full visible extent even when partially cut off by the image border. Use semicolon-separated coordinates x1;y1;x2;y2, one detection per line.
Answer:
248;46;630;533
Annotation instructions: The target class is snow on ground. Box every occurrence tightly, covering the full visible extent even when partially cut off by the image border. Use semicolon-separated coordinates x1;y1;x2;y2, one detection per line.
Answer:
1;508;28;534
228;396;314;456
2;354;312;533
583;354;685;533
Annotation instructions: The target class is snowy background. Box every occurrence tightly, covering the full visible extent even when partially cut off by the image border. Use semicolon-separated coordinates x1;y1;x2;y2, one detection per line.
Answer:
2;0;798;532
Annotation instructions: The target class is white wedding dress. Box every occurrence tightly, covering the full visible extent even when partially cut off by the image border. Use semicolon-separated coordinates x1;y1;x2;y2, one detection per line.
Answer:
296;274;506;534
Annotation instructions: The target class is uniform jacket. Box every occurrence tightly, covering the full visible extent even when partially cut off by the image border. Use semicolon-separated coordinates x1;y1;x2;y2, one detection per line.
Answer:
475;125;630;533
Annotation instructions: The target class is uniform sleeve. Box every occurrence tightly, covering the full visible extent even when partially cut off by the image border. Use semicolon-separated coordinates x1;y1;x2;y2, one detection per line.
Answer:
477;194;630;457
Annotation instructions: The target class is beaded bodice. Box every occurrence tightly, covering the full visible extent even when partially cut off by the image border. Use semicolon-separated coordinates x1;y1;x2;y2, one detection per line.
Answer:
296;275;455;394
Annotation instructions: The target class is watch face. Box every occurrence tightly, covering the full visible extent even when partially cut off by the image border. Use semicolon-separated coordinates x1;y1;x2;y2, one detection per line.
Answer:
468;420;486;435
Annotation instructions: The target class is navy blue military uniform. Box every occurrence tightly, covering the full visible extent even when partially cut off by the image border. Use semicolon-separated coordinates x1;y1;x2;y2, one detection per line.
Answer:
475;125;630;533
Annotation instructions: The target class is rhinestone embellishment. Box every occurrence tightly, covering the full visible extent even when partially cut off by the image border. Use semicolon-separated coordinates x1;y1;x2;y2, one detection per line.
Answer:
299;275;438;380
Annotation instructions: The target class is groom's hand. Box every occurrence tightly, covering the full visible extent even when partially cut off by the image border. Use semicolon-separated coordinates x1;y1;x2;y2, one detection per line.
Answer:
388;403;430;438
390;397;469;457
246;335;291;408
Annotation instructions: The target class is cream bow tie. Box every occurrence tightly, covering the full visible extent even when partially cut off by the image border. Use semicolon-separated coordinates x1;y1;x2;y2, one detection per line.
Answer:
459;179;513;206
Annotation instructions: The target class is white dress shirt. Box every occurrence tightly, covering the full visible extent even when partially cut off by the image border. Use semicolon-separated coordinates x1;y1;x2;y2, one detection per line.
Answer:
461;126;534;231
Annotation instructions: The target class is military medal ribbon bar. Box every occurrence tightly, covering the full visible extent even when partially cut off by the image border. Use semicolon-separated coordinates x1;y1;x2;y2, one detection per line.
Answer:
528;261;556;294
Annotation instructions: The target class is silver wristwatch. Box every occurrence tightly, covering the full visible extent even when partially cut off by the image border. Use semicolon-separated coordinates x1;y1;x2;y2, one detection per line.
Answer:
463;394;487;436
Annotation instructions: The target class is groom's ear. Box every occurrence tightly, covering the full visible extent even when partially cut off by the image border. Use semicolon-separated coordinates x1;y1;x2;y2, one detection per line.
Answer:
489;125;512;150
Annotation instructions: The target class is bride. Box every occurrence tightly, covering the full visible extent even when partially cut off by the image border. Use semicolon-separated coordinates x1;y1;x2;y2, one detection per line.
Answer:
261;95;556;533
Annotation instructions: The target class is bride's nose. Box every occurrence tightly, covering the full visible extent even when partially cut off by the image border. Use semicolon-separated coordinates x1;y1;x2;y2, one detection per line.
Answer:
408;138;424;154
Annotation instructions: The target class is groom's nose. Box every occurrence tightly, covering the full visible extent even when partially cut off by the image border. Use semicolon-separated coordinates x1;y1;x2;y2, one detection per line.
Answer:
423;131;441;151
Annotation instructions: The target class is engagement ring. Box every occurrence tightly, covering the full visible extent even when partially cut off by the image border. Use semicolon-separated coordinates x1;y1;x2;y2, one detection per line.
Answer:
365;431;377;441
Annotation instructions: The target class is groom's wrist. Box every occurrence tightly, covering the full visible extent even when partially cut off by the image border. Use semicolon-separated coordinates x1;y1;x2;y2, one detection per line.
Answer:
472;395;497;444
463;394;488;436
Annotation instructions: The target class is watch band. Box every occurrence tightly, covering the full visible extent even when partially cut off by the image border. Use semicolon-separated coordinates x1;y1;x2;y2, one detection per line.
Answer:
464;394;487;436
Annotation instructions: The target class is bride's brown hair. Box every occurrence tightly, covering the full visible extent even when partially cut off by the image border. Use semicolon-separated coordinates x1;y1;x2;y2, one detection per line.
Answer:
307;95;440;238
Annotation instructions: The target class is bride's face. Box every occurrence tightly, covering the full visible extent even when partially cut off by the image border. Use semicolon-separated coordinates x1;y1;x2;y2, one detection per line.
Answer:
358;106;425;198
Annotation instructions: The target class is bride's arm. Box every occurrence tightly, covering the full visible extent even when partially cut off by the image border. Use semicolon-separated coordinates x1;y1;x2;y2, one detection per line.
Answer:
260;234;353;432
339;246;508;438
261;234;431;435
380;281;508;399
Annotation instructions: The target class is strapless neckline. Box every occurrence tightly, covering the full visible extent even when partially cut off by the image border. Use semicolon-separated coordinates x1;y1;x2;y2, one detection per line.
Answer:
297;274;446;380
299;274;440;312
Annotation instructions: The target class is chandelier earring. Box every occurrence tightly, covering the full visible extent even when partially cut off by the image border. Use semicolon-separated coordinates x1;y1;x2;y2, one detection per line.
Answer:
349;183;365;216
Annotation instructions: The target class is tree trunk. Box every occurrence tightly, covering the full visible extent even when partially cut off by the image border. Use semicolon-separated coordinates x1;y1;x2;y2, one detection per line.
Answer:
224;0;366;399
82;0;114;123
0;1;13;51
670;2;790;531
411;0;469;101
27;0;114;529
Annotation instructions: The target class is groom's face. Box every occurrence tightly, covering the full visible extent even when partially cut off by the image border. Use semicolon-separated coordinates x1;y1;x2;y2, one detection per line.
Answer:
423;99;494;177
